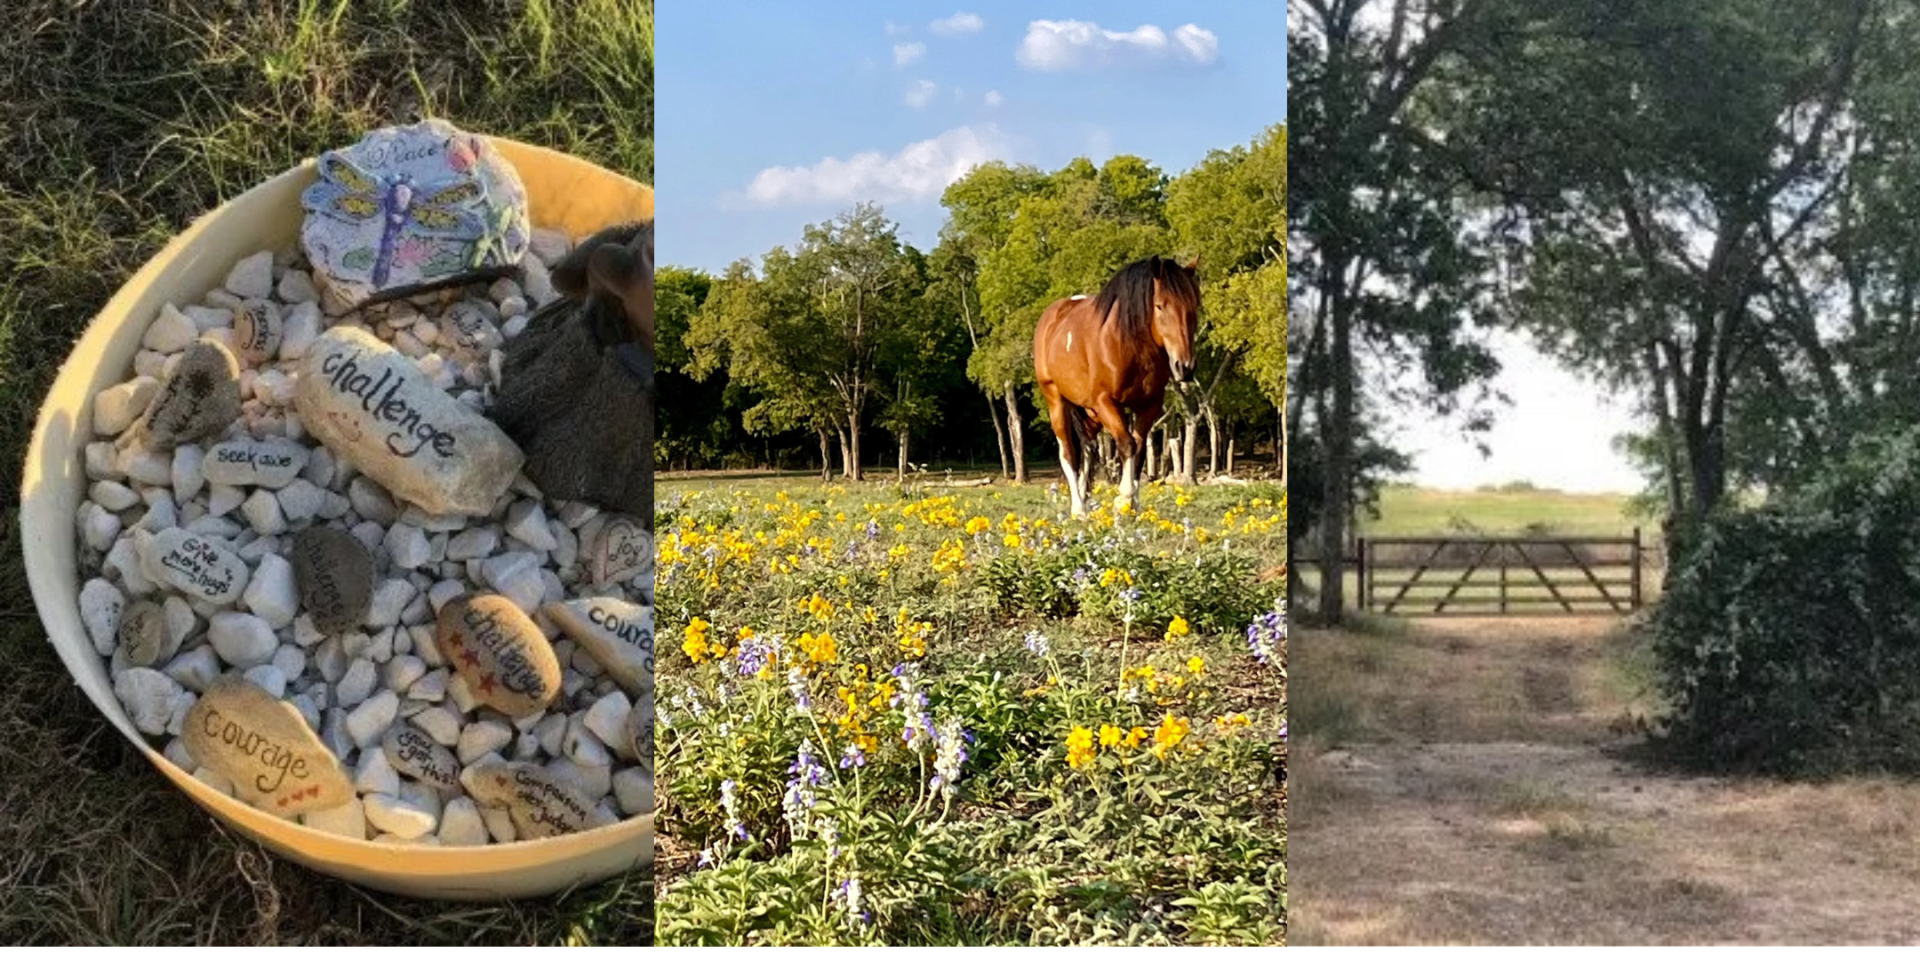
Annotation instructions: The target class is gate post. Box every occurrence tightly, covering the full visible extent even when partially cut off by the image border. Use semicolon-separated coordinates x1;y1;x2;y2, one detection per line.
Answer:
1356;537;1368;614
1631;527;1643;611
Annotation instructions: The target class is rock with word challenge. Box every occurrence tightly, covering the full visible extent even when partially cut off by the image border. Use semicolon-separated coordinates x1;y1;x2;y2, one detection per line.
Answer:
294;326;524;516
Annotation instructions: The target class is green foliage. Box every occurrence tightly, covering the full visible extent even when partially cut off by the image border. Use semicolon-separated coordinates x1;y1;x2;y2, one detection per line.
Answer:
1651;428;1920;775
985;545;1267;636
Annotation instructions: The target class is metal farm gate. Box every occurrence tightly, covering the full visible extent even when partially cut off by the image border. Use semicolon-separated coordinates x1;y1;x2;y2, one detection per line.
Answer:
1358;531;1644;617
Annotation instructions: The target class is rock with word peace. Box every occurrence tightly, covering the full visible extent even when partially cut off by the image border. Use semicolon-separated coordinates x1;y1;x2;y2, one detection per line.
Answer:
382;724;460;791
135;339;242;450
291;526;374;633
461;757;613;839
543;596;652;697
202;437;309;489
183;676;353;817
233;300;283;365
294;326;524;516
300;119;530;311
435;593;561;719
140;528;249;605
588;514;650;587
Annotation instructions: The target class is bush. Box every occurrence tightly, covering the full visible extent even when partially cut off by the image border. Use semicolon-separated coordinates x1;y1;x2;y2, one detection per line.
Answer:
1651;429;1920;775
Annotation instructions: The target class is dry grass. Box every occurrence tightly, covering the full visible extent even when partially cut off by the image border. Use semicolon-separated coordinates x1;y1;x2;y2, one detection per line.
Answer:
2;0;651;944
1292;616;1920;945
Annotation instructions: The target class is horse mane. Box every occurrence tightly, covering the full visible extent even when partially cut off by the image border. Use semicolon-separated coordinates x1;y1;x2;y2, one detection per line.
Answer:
1091;257;1198;341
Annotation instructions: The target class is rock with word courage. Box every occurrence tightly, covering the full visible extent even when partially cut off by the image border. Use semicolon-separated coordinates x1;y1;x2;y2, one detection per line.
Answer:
435;594;561;719
183;676;353;817
202;437;310;489
290;526;375;633
134;339;242;450
543;597;652;697
587;514;650;587
294;326;524;516
140;528;249;605
300;119;530;311
461;758;613;839
382;724;460;791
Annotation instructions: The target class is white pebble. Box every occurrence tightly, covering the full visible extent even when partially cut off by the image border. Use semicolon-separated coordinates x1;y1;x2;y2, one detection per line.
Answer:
208;612;277;667
366;579;417;628
457;719;513;765
336;658;377;707
241;664;287;699
114;667;182;735
345;690;399;748
163;646;221;692
384;523;431;570
564;715;612;767
277;479;325;523
242;553;299;628
582;691;632;754
144;306;199;352
364;793;436;840
80;578;125;657
355;745;402;796
412;702;462;745
446;528;498;561
613;767;654;817
206;484;245;517
241;490;287;534
93;378;158;436
438;797;488;846
225;251;274;299
505;501;558;551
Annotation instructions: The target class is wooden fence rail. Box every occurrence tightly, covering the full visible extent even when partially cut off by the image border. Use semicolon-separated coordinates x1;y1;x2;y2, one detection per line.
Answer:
1296;530;1646;617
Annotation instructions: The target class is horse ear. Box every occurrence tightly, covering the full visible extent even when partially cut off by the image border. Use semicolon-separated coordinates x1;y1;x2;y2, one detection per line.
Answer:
1183;255;1201;274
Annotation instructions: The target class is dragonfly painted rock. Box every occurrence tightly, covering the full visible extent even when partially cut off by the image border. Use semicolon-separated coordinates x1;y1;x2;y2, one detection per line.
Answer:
300;119;530;311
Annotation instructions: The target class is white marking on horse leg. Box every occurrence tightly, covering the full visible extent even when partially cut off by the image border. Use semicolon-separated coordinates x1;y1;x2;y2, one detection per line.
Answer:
1116;454;1139;514
1060;454;1087;517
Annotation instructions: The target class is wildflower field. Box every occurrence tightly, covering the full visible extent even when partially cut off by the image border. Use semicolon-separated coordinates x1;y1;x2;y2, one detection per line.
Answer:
651;475;1287;945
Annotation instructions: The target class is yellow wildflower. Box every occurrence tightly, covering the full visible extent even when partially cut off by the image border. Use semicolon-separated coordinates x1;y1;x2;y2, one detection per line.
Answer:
681;617;712;663
1099;724;1123;748
1003;533;1022;549
1152;715;1191;758
1187;655;1205;676
1166;616;1191;640
965;516;991;536
1066;725;1097;769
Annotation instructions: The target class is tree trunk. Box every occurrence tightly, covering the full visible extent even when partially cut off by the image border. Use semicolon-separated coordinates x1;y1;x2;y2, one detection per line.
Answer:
818;428;833;482
847;412;864;482
837;428;852;480
1204;405;1221;477
1180;416;1200;484
897;429;909;481
1146;432;1159;481
1318;284;1353;624
986;389;1010;477
1226;429;1236;476
1003;385;1027;483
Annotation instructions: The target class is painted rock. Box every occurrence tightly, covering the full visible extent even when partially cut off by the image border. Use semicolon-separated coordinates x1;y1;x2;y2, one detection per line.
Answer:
299;119;530;311
461;758;612;838
118;599;178;668
625;688;652;769
291;526;375;633
140;528;249;604
136;339;242;450
382;724;460;791
294;326;525;516
434;594;561;719
183;676;353;817
587;514;650;586
202;437;310;488
233;300;283;364
543;597;652;697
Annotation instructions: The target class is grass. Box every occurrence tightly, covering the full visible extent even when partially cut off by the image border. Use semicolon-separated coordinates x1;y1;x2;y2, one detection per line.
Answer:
2;0;651;944
650;474;1286;945
1359;484;1644;538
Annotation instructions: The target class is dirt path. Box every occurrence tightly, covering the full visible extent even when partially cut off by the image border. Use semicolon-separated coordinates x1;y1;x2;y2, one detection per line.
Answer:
1291;617;1920;945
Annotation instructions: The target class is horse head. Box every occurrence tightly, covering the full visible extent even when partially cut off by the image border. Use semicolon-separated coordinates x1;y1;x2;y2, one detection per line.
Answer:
556;221;654;352
1153;257;1200;382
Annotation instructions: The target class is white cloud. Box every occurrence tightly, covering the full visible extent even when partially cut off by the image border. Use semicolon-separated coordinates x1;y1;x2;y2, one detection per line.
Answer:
1015;20;1219;71
885;21;910;38
984;89;1003;107
894;42;925;67
734;126;1013;207
930;12;984;36
905;79;939;109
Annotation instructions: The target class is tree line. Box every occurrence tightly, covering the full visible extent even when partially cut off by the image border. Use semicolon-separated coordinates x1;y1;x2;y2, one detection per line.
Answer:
655;125;1284;483
1291;0;1920;621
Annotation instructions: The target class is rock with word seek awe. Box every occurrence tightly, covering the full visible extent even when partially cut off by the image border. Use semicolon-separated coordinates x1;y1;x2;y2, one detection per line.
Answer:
300;119;531;312
294;326;524;516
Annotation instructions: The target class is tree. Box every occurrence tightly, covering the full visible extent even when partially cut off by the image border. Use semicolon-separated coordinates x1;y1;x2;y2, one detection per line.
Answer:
1289;0;1501;622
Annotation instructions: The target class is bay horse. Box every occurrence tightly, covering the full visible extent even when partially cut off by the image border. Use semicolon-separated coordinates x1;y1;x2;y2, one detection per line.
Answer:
1033;256;1200;517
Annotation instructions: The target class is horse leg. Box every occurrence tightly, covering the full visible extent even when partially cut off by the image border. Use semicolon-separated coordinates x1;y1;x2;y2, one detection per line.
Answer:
1089;396;1137;515
1045;390;1088;517
1129;397;1164;512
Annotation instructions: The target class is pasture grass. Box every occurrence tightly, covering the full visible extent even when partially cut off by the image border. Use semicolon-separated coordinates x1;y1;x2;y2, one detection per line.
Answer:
651;474;1286;945
2;0;650;944
1361;484;1644;538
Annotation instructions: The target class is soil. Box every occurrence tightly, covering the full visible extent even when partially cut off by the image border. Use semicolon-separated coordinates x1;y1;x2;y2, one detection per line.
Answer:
1291;617;1920;945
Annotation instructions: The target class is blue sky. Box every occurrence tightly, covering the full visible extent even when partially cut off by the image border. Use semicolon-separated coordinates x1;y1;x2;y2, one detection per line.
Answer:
656;2;1285;273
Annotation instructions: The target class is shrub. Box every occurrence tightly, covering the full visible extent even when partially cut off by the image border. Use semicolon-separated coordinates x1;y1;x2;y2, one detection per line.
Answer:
1651;428;1920;775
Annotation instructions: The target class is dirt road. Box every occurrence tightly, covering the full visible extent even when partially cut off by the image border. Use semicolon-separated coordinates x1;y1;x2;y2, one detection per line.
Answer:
1291;617;1920;945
